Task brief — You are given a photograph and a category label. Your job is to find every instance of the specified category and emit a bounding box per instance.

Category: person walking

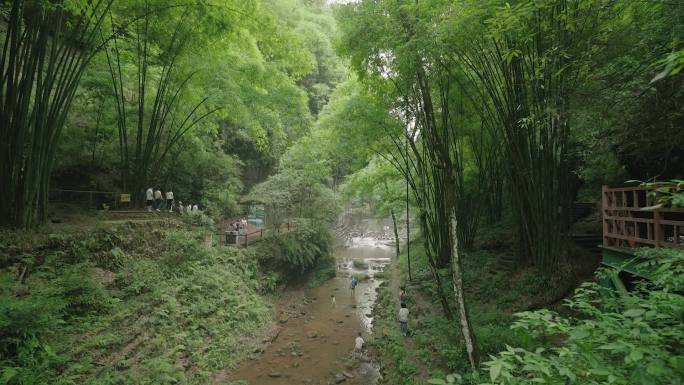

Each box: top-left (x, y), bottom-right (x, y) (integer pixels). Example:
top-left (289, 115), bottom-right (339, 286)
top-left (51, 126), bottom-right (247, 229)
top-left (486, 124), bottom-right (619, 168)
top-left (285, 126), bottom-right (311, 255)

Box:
top-left (399, 303), bottom-right (409, 337)
top-left (177, 201), bottom-right (184, 214)
top-left (400, 288), bottom-right (407, 306)
top-left (192, 204), bottom-right (199, 214)
top-left (145, 187), bottom-right (154, 212)
top-left (353, 332), bottom-right (364, 358)
top-left (165, 190), bottom-right (174, 212)
top-left (154, 188), bottom-right (163, 211)
top-left (350, 276), bottom-right (358, 296)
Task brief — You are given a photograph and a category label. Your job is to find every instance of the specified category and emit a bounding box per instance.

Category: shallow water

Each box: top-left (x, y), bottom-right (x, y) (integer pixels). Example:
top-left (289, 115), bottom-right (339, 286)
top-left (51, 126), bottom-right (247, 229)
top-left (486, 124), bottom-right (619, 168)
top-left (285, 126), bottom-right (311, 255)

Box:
top-left (224, 236), bottom-right (392, 385)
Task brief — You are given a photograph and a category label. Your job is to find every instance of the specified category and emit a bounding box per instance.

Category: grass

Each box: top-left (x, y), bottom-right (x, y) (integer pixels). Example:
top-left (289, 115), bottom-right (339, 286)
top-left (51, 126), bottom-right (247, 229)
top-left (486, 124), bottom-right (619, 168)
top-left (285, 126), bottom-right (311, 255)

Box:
top-left (370, 275), bottom-right (420, 385)
top-left (372, 232), bottom-right (586, 384)
top-left (0, 221), bottom-right (272, 384)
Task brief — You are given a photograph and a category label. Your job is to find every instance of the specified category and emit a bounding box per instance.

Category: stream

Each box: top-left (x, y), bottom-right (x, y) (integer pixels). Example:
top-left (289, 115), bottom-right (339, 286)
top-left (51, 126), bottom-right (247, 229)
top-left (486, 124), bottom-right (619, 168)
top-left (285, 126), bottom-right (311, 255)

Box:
top-left (224, 232), bottom-right (393, 385)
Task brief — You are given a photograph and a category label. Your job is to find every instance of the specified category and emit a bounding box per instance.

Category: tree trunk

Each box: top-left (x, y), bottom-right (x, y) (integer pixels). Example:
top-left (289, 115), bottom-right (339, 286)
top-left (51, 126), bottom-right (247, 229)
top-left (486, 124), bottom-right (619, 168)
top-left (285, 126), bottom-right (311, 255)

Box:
top-left (390, 208), bottom-right (401, 257)
top-left (450, 212), bottom-right (479, 371)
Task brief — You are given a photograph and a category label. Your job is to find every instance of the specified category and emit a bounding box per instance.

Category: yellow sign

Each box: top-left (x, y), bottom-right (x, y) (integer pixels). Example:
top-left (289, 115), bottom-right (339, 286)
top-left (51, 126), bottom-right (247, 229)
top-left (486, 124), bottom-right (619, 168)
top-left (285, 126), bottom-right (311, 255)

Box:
top-left (120, 194), bottom-right (131, 203)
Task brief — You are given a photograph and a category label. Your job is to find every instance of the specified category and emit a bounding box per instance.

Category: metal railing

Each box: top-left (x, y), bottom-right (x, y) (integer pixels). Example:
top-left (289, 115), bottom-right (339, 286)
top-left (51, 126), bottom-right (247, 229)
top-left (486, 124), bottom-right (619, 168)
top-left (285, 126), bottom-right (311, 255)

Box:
top-left (49, 189), bottom-right (131, 210)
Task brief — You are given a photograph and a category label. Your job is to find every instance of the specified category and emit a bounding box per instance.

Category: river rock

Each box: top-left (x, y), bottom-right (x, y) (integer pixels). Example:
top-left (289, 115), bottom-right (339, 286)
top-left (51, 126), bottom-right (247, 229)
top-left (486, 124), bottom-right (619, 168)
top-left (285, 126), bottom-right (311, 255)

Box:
top-left (342, 371), bottom-right (354, 379)
top-left (306, 331), bottom-right (318, 338)
top-left (268, 372), bottom-right (283, 378)
top-left (334, 373), bottom-right (347, 383)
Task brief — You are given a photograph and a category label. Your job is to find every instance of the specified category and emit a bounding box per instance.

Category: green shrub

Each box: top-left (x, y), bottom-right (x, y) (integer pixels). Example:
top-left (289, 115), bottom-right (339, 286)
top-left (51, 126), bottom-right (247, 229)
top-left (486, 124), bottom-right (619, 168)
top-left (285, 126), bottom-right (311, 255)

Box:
top-left (255, 220), bottom-right (332, 279)
top-left (635, 247), bottom-right (684, 291)
top-left (307, 255), bottom-right (337, 288)
top-left (479, 249), bottom-right (684, 385)
top-left (118, 259), bottom-right (166, 296)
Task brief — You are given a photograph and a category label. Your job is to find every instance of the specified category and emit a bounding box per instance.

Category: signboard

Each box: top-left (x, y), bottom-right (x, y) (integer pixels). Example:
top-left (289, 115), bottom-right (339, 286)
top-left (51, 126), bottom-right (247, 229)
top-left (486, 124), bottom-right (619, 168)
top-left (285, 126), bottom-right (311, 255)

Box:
top-left (120, 194), bottom-right (131, 203)
top-left (248, 203), bottom-right (265, 228)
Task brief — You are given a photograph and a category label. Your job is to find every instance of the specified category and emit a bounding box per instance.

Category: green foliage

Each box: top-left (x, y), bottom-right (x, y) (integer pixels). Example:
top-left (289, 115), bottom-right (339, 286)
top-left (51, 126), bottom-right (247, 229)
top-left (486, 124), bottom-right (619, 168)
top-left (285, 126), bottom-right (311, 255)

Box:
top-left (255, 220), bottom-right (333, 280)
top-left (45, 0), bottom-right (346, 216)
top-left (636, 180), bottom-right (684, 209)
top-left (478, 256), bottom-right (684, 385)
top-left (180, 212), bottom-right (216, 231)
top-left (635, 247), bottom-right (684, 292)
top-left (0, 225), bottom-right (271, 384)
top-left (651, 49), bottom-right (684, 83)
top-left (0, 0), bottom-right (113, 227)
top-left (306, 254), bottom-right (337, 288)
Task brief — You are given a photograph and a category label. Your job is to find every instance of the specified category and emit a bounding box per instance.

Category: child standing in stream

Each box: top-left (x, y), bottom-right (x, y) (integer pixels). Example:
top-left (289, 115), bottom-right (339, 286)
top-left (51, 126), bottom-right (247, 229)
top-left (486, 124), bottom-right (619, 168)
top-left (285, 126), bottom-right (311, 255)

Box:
top-left (353, 332), bottom-right (364, 358)
top-left (350, 276), bottom-right (358, 296)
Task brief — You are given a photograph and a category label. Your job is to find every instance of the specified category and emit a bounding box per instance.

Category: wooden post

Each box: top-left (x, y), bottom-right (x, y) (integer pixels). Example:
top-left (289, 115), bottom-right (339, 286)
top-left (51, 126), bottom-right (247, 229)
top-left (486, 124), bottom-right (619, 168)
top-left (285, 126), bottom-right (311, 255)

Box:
top-left (674, 224), bottom-right (679, 246)
top-left (654, 208), bottom-right (661, 248)
top-left (602, 185), bottom-right (609, 247)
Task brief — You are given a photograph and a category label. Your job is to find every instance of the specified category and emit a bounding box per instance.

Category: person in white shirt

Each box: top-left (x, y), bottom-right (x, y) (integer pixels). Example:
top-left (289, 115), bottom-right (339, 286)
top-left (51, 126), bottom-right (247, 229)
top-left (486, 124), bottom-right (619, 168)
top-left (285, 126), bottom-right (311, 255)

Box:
top-left (165, 190), bottom-right (174, 212)
top-left (177, 201), bottom-right (183, 214)
top-left (354, 332), bottom-right (364, 351)
top-left (145, 187), bottom-right (154, 212)
top-left (399, 303), bottom-right (409, 337)
top-left (154, 189), bottom-right (162, 211)
top-left (192, 204), bottom-right (199, 214)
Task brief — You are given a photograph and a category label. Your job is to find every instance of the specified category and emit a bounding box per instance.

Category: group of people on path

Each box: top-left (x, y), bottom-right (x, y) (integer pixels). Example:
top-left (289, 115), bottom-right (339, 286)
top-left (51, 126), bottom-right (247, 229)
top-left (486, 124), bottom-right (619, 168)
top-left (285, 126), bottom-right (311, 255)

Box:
top-left (348, 279), bottom-right (410, 360)
top-left (145, 187), bottom-right (200, 214)
top-left (230, 217), bottom-right (249, 234)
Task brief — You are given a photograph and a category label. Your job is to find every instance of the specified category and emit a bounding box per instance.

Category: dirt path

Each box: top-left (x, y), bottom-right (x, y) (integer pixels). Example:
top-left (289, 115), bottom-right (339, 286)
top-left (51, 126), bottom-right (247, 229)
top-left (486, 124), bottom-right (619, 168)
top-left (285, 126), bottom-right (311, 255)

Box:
top-left (388, 253), bottom-right (429, 379)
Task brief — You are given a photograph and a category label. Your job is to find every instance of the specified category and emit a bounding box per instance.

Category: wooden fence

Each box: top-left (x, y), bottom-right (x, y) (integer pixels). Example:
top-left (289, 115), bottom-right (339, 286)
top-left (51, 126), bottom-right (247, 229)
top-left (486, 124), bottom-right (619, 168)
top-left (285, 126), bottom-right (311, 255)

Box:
top-left (218, 222), bottom-right (297, 248)
top-left (602, 185), bottom-right (684, 249)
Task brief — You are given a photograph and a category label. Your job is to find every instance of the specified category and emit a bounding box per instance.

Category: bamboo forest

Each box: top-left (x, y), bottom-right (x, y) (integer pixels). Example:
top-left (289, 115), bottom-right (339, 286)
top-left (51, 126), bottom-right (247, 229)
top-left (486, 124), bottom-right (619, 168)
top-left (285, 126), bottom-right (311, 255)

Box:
top-left (1, 0), bottom-right (683, 384)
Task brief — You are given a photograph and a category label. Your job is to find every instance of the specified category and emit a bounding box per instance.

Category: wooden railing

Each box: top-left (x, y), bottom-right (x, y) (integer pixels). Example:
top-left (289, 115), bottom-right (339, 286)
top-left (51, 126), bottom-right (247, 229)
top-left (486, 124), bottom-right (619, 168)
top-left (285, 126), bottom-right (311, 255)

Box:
top-left (602, 185), bottom-right (684, 249)
top-left (220, 221), bottom-right (299, 247)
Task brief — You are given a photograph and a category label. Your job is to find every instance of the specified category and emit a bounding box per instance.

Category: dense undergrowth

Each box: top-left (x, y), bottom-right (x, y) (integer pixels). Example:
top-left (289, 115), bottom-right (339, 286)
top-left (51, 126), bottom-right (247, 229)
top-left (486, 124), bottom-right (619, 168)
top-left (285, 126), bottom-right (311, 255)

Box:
top-left (0, 221), bottom-right (272, 384)
top-left (372, 235), bottom-right (684, 385)
top-left (371, 238), bottom-right (554, 385)
top-left (253, 220), bottom-right (335, 287)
